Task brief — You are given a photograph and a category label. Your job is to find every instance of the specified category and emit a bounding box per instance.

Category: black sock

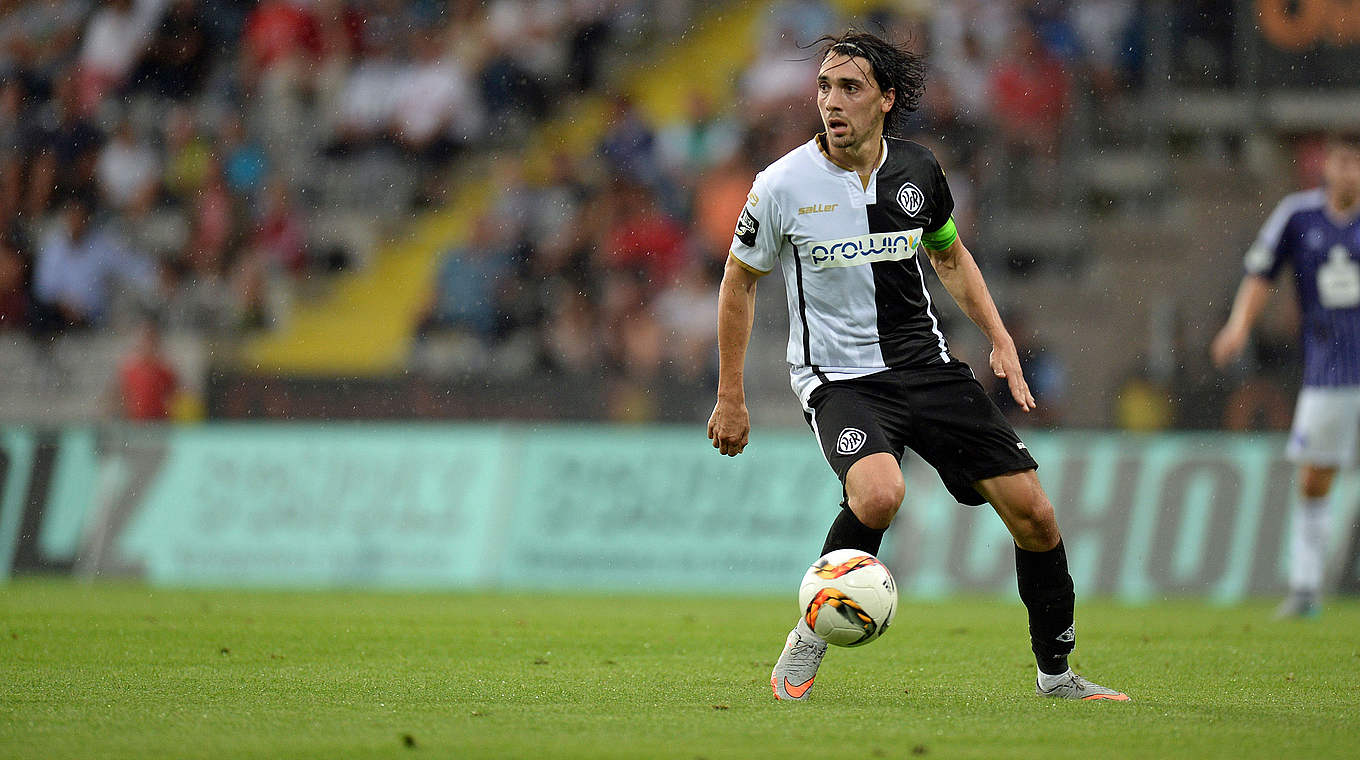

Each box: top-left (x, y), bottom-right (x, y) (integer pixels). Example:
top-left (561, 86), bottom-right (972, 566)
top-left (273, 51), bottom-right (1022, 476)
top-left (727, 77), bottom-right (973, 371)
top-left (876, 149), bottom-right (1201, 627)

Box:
top-left (1015, 540), bottom-right (1075, 676)
top-left (821, 503), bottom-right (886, 556)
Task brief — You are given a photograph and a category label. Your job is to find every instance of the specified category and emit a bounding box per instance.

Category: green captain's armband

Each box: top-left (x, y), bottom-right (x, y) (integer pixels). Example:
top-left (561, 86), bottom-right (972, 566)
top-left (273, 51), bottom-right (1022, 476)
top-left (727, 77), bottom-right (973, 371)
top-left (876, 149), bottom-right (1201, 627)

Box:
top-left (921, 217), bottom-right (958, 251)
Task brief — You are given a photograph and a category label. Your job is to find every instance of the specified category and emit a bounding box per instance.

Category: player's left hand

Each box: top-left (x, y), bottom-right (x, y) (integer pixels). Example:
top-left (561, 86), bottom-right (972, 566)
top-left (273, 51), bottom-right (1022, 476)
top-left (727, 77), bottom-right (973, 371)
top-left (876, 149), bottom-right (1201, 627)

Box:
top-left (990, 341), bottom-right (1036, 412)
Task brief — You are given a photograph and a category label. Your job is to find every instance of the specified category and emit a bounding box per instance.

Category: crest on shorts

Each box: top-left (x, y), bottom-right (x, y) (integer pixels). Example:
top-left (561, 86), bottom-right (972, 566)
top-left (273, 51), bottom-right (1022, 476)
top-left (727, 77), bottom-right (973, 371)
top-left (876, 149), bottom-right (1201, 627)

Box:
top-left (836, 427), bottom-right (866, 455)
top-left (896, 182), bottom-right (923, 216)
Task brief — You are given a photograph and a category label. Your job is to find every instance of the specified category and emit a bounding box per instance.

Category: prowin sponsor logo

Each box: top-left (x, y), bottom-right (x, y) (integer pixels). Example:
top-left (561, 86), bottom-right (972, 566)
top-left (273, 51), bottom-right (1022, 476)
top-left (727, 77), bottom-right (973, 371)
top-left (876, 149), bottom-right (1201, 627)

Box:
top-left (809, 229), bottom-right (922, 268)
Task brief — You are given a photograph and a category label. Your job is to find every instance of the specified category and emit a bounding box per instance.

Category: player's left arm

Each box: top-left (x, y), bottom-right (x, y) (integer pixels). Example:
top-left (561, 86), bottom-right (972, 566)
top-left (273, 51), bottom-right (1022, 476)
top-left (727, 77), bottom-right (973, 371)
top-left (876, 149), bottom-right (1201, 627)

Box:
top-left (925, 232), bottom-right (1036, 412)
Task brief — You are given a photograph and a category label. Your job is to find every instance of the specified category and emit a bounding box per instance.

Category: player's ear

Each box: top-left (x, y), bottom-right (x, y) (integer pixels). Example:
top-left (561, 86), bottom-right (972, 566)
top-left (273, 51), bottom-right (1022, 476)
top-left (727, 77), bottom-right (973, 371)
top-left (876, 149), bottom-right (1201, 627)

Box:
top-left (881, 87), bottom-right (895, 114)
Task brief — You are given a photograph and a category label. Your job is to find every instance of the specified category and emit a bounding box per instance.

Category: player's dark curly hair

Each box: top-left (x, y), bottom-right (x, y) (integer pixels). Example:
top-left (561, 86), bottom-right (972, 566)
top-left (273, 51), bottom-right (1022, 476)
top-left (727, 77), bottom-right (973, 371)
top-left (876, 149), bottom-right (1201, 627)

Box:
top-left (814, 31), bottom-right (925, 138)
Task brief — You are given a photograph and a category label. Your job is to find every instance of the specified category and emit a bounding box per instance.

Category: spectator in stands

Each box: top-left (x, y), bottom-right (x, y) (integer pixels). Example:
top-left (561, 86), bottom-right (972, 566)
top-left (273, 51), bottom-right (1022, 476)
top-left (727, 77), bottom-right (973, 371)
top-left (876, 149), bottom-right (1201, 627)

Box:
top-left (392, 26), bottom-right (477, 165)
top-left (0, 74), bottom-right (29, 231)
top-left (1070, 0), bottom-right (1142, 100)
top-left (1114, 364), bottom-right (1174, 431)
top-left (33, 194), bottom-right (159, 330)
top-left (219, 115), bottom-right (269, 199)
top-left (658, 92), bottom-right (741, 183)
top-left (601, 271), bottom-right (663, 418)
top-left (129, 0), bottom-right (210, 101)
top-left (989, 20), bottom-right (1071, 202)
top-left (600, 182), bottom-right (687, 285)
top-left (925, 27), bottom-right (991, 167)
top-left (0, 0), bottom-right (89, 79)
top-left (115, 317), bottom-right (179, 421)
top-left (991, 22), bottom-right (1070, 156)
top-left (242, 0), bottom-right (320, 82)
top-left (417, 213), bottom-right (513, 345)
top-left (0, 233), bottom-right (29, 331)
top-left (162, 105), bottom-right (212, 203)
top-left (329, 31), bottom-right (402, 156)
top-left (160, 250), bottom-right (238, 334)
top-left (654, 256), bottom-right (718, 383)
top-left (691, 150), bottom-right (757, 263)
top-left (598, 95), bottom-right (662, 191)
top-left (97, 116), bottom-right (160, 216)
top-left (478, 17), bottom-right (549, 141)
top-left (541, 285), bottom-right (601, 376)
top-left (529, 152), bottom-right (590, 259)
top-left (564, 0), bottom-right (611, 93)
top-left (188, 157), bottom-right (235, 273)
top-left (76, 0), bottom-right (164, 109)
top-left (27, 72), bottom-right (104, 219)
top-left (250, 182), bottom-right (307, 275)
top-left (739, 0), bottom-right (832, 118)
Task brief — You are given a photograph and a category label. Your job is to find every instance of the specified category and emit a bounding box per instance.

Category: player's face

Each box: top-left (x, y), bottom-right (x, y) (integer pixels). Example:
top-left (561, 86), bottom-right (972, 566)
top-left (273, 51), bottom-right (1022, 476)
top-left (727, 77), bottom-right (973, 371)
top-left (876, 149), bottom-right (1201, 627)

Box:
top-left (1323, 142), bottom-right (1360, 209)
top-left (817, 54), bottom-right (894, 151)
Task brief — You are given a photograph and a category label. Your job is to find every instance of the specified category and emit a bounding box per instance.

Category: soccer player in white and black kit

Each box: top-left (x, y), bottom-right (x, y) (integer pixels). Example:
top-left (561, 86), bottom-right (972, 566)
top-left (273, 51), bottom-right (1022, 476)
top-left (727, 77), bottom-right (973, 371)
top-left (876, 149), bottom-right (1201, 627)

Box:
top-left (1212, 132), bottom-right (1360, 618)
top-left (706, 31), bottom-right (1128, 702)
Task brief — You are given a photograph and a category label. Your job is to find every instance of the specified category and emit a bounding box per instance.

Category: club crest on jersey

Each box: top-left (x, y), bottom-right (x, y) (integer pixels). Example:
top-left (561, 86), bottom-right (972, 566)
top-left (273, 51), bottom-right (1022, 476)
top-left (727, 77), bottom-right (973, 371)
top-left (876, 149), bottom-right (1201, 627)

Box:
top-left (836, 427), bottom-right (866, 455)
top-left (735, 207), bottom-right (759, 246)
top-left (896, 182), bottom-right (924, 216)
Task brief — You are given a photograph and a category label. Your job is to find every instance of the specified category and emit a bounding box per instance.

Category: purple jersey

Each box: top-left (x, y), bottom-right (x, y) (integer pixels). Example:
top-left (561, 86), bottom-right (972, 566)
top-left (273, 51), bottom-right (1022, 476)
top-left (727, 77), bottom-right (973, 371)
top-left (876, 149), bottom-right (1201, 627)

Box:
top-left (1247, 189), bottom-right (1360, 387)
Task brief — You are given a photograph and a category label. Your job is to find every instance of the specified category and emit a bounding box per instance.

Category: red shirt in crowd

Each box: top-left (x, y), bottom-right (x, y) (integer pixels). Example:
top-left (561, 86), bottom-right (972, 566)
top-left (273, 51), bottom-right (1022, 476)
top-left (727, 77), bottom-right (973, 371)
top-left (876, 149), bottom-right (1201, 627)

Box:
top-left (118, 355), bottom-right (178, 420)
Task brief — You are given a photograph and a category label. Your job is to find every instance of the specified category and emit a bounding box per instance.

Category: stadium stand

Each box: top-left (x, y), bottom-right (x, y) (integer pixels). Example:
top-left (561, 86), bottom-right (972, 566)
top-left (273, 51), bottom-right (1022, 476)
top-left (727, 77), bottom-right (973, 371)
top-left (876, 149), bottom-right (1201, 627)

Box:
top-left (1, 0), bottom-right (1357, 429)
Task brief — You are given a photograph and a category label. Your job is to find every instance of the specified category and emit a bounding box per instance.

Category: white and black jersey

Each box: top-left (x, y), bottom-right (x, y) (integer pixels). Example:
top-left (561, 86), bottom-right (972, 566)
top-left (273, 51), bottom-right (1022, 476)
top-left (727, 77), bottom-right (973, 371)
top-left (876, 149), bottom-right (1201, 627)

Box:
top-left (730, 134), bottom-right (960, 407)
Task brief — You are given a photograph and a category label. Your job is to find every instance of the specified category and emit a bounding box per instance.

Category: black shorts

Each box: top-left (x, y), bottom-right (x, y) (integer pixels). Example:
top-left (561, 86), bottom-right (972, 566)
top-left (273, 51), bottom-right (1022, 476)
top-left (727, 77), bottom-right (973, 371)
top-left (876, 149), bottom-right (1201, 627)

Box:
top-left (804, 362), bottom-right (1038, 506)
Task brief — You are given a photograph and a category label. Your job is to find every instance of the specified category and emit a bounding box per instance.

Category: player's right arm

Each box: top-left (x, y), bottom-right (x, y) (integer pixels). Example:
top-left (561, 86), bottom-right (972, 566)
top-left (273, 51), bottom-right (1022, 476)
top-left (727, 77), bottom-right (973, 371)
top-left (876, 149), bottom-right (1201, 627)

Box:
top-left (709, 177), bottom-right (779, 457)
top-left (708, 254), bottom-right (762, 456)
top-left (1210, 275), bottom-right (1273, 368)
top-left (1211, 195), bottom-right (1294, 368)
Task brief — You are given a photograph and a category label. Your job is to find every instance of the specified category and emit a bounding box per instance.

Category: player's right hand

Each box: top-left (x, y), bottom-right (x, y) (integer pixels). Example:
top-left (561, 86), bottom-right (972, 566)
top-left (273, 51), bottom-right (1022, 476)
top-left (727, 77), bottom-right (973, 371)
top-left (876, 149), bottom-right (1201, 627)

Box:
top-left (1210, 324), bottom-right (1248, 368)
top-left (707, 398), bottom-right (750, 456)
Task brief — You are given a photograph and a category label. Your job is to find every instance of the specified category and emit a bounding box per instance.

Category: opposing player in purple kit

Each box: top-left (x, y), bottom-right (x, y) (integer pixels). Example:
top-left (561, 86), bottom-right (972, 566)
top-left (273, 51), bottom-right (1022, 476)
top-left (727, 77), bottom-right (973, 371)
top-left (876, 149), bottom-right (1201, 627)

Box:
top-left (1212, 132), bottom-right (1360, 618)
top-left (705, 31), bottom-right (1128, 702)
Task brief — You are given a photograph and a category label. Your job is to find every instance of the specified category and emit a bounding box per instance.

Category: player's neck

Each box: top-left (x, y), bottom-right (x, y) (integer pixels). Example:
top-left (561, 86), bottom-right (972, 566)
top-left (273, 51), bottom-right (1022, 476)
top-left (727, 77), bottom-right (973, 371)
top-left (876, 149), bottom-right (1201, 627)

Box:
top-left (824, 131), bottom-right (884, 177)
top-left (1327, 191), bottom-right (1360, 222)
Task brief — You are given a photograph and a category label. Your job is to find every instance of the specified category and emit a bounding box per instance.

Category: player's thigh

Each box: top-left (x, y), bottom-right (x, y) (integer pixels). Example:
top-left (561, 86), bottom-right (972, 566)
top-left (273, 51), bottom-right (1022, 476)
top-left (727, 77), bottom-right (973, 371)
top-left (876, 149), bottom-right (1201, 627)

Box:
top-left (904, 363), bottom-right (1037, 507)
top-left (1286, 387), bottom-right (1360, 468)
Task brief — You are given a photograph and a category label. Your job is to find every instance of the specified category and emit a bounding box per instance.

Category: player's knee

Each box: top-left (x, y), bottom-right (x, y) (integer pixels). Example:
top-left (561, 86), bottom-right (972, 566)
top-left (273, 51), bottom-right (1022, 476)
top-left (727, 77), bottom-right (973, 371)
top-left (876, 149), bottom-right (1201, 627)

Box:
top-left (1008, 500), bottom-right (1060, 550)
top-left (1299, 465), bottom-right (1336, 499)
top-left (1301, 475), bottom-right (1331, 499)
top-left (849, 478), bottom-right (904, 530)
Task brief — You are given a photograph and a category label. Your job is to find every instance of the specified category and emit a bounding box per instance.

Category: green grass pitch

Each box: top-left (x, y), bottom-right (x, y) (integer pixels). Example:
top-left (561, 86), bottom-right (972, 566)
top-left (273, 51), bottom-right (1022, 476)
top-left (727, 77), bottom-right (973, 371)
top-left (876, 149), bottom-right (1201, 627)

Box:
top-left (2, 580), bottom-right (1357, 759)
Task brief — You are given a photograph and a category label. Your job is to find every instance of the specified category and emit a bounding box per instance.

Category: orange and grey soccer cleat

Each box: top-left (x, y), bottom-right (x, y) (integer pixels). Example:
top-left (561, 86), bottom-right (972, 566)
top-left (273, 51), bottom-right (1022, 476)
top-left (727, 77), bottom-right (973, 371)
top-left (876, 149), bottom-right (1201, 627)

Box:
top-left (771, 624), bottom-right (827, 701)
top-left (1036, 671), bottom-right (1130, 701)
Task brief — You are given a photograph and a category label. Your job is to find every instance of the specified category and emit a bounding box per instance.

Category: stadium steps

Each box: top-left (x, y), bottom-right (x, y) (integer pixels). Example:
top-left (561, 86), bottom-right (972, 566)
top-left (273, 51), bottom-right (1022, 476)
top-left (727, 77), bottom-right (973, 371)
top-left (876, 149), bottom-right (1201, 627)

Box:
top-left (1004, 157), bottom-right (1278, 425)
top-left (232, 0), bottom-right (893, 376)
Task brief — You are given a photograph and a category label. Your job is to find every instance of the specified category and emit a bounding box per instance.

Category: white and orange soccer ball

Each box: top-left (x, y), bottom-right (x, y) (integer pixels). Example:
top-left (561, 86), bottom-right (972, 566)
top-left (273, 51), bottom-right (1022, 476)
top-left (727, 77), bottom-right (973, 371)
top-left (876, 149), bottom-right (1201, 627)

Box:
top-left (797, 549), bottom-right (898, 647)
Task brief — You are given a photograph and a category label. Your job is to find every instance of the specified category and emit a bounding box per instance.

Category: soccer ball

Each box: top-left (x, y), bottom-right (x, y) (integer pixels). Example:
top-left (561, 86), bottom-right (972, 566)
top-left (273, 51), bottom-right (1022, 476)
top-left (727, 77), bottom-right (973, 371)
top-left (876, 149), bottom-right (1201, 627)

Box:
top-left (797, 549), bottom-right (898, 647)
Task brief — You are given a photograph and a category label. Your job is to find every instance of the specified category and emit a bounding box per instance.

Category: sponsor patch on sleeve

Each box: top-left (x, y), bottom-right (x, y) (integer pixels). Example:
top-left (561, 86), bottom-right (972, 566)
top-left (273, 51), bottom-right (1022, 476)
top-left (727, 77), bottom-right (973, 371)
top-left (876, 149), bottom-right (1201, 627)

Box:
top-left (735, 207), bottom-right (759, 247)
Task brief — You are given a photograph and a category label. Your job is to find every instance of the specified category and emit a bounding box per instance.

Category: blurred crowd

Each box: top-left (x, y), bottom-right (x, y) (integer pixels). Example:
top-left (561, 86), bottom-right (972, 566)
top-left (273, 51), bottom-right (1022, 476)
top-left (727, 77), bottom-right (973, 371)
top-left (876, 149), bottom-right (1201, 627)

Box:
top-left (5, 0), bottom-right (1258, 428)
top-left (412, 0), bottom-right (1150, 422)
top-left (0, 0), bottom-right (683, 341)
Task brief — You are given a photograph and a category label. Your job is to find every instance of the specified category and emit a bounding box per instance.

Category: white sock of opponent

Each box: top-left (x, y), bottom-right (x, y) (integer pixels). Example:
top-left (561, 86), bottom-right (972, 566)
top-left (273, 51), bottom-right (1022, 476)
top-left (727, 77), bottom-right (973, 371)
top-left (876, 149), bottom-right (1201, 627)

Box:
top-left (1288, 497), bottom-right (1330, 595)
